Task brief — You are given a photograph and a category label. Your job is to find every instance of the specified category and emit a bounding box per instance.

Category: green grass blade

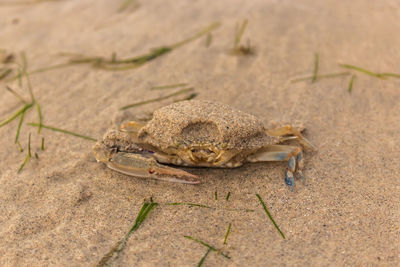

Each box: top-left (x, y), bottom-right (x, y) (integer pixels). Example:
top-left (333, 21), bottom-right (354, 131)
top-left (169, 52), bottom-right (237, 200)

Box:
top-left (6, 86), bottom-right (28, 104)
top-left (380, 72), bottom-right (400, 78)
top-left (0, 68), bottom-right (12, 80)
top-left (27, 123), bottom-right (97, 141)
top-left (256, 194), bottom-right (285, 239)
top-left (15, 111), bottom-right (25, 143)
top-left (184, 236), bottom-right (216, 251)
top-left (225, 192), bottom-right (231, 201)
top-left (311, 53), bottom-right (319, 83)
top-left (100, 22), bottom-right (219, 66)
top-left (223, 223), bottom-right (232, 245)
top-left (166, 202), bottom-right (254, 212)
top-left (20, 52), bottom-right (35, 102)
top-left (18, 154), bottom-right (30, 173)
top-left (339, 64), bottom-right (386, 79)
top-left (234, 19), bottom-right (248, 48)
top-left (17, 133), bottom-right (31, 173)
top-left (93, 63), bottom-right (142, 71)
top-left (173, 92), bottom-right (198, 102)
top-left (17, 141), bottom-right (24, 152)
top-left (184, 236), bottom-right (230, 259)
top-left (120, 87), bottom-right (194, 110)
top-left (205, 33), bottom-right (212, 47)
top-left (97, 201), bottom-right (158, 267)
top-left (214, 191), bottom-right (218, 200)
top-left (150, 83), bottom-right (187, 90)
top-left (29, 62), bottom-right (79, 75)
top-left (348, 75), bottom-right (356, 93)
top-left (7, 61), bottom-right (97, 82)
top-left (8, 23), bottom-right (220, 78)
top-left (197, 248), bottom-right (212, 267)
top-left (36, 103), bottom-right (43, 133)
top-left (0, 103), bottom-right (33, 127)
top-left (290, 72), bottom-right (350, 83)
top-left (96, 47), bottom-right (170, 67)
top-left (128, 202), bottom-right (157, 235)
top-left (41, 137), bottom-right (45, 150)
top-left (171, 22), bottom-right (221, 49)
top-left (68, 56), bottom-right (104, 64)
top-left (27, 132), bottom-right (31, 157)
top-left (116, 47), bottom-right (171, 65)
top-left (166, 202), bottom-right (212, 209)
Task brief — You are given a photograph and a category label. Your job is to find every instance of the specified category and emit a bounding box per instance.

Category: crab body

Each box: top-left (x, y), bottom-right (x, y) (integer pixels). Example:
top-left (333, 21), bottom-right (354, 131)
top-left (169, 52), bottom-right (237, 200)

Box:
top-left (94, 100), bottom-right (315, 188)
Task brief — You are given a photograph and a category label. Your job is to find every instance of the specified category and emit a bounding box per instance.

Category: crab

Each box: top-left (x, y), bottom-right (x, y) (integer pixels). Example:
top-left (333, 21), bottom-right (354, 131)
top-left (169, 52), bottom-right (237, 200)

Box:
top-left (93, 100), bottom-right (316, 188)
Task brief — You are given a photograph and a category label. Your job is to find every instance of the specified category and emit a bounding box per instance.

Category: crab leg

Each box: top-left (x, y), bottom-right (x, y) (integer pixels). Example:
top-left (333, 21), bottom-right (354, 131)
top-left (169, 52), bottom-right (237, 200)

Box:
top-left (107, 152), bottom-right (200, 184)
top-left (266, 125), bottom-right (316, 151)
top-left (247, 145), bottom-right (304, 190)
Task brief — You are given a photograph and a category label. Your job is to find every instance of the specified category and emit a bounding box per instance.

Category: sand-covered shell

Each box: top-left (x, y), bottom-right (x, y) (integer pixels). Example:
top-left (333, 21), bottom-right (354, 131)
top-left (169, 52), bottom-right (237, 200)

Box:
top-left (138, 100), bottom-right (270, 150)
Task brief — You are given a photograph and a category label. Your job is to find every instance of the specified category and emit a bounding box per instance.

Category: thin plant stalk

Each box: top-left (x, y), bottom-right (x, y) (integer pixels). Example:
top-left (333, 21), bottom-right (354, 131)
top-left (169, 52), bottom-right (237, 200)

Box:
top-left (223, 223), bottom-right (232, 245)
top-left (18, 133), bottom-right (31, 173)
top-left (311, 53), bottom-right (319, 83)
top-left (36, 103), bottom-right (43, 133)
top-left (41, 137), bottom-right (45, 150)
top-left (0, 68), bottom-right (12, 80)
top-left (15, 111), bottom-right (25, 143)
top-left (6, 86), bottom-right (28, 104)
top-left (339, 64), bottom-right (387, 79)
top-left (17, 141), bottom-right (24, 152)
top-left (197, 248), bottom-right (212, 267)
top-left (0, 103), bottom-right (33, 127)
top-left (170, 22), bottom-right (220, 49)
top-left (150, 83), bottom-right (187, 90)
top-left (290, 72), bottom-right (350, 83)
top-left (28, 123), bottom-right (97, 141)
top-left (380, 72), bottom-right (400, 78)
top-left (184, 236), bottom-right (230, 259)
top-left (8, 23), bottom-right (220, 80)
top-left (97, 201), bottom-right (158, 267)
top-left (20, 52), bottom-right (35, 101)
top-left (348, 75), bottom-right (356, 93)
top-left (85, 23), bottom-right (219, 66)
top-left (256, 194), bottom-right (285, 239)
top-left (173, 92), bottom-right (198, 102)
top-left (120, 87), bottom-right (194, 110)
top-left (166, 202), bottom-right (212, 209)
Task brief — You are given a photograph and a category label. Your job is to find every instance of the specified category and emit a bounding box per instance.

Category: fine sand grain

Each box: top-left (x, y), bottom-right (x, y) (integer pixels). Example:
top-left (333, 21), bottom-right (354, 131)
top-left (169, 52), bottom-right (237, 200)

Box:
top-left (0, 0), bottom-right (399, 266)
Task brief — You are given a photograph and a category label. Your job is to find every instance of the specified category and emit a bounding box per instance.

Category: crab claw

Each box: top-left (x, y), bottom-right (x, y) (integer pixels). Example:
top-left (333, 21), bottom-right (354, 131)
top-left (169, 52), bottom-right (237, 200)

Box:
top-left (107, 152), bottom-right (200, 184)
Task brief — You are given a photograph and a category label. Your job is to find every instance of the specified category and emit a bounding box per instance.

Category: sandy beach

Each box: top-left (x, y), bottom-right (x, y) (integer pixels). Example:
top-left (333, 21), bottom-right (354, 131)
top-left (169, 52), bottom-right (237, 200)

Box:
top-left (0, 0), bottom-right (399, 266)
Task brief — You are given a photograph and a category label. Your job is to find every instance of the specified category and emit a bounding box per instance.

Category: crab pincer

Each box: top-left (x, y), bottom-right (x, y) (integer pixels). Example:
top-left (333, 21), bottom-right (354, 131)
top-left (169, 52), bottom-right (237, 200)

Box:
top-left (107, 152), bottom-right (200, 184)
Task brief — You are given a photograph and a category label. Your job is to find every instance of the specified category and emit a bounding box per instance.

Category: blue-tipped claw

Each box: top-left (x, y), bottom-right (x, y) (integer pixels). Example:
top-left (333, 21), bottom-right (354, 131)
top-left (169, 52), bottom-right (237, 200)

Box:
top-left (285, 169), bottom-right (295, 190)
